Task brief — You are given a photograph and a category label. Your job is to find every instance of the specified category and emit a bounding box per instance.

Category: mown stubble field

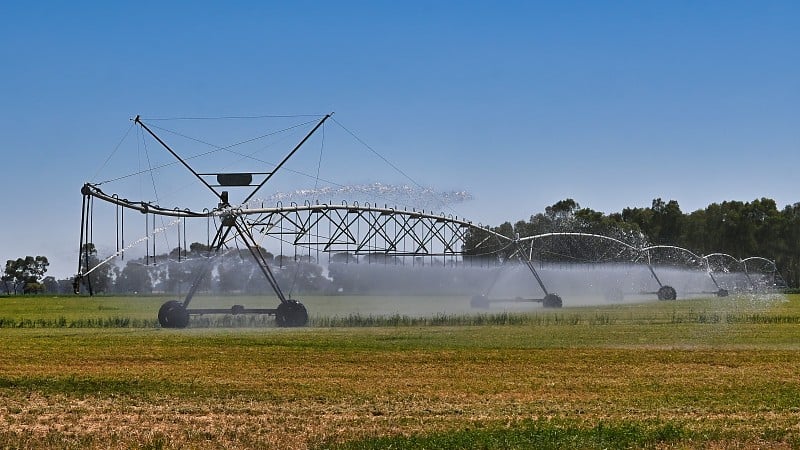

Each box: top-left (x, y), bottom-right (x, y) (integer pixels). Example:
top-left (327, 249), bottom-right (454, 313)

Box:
top-left (1, 294), bottom-right (800, 449)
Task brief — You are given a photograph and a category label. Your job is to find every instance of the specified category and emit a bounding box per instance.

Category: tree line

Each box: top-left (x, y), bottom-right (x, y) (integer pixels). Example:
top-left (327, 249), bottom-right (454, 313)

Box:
top-left (464, 197), bottom-right (799, 288)
top-left (4, 244), bottom-right (487, 297)
top-left (4, 197), bottom-right (798, 294)
top-left (62, 244), bottom-right (479, 296)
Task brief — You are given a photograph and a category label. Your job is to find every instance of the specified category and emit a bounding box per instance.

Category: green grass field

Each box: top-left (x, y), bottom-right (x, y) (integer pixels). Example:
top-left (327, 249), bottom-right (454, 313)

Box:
top-left (1, 293), bottom-right (799, 449)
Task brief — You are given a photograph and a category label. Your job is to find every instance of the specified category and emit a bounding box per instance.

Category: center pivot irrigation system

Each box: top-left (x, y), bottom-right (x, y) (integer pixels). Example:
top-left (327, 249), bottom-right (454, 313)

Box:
top-left (76, 114), bottom-right (541, 328)
top-left (76, 114), bottom-right (784, 328)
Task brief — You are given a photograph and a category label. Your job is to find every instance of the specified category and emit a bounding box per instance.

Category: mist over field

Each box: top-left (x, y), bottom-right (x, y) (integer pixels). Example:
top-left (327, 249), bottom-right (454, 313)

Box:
top-left (138, 256), bottom-right (776, 318)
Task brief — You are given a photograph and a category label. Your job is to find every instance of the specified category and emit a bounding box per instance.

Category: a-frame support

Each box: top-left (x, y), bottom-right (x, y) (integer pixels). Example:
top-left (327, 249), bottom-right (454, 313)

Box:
top-left (134, 114), bottom-right (332, 328)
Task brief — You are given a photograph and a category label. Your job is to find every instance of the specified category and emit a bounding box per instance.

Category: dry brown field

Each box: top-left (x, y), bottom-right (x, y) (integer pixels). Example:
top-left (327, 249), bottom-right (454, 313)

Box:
top-left (1, 293), bottom-right (799, 449)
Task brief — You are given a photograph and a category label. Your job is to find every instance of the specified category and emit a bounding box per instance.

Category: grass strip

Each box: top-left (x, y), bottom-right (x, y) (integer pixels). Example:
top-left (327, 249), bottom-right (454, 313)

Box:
top-left (321, 420), bottom-right (694, 450)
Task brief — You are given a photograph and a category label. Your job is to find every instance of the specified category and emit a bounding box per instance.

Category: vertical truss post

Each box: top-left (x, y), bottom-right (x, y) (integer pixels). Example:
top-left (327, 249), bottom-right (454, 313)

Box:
top-left (516, 241), bottom-right (550, 296)
top-left (646, 264), bottom-right (664, 288)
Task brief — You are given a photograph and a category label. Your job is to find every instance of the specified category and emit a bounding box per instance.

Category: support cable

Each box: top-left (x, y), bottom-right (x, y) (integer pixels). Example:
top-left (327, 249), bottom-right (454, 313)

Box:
top-left (115, 197), bottom-right (120, 255)
top-left (330, 117), bottom-right (422, 192)
top-left (89, 195), bottom-right (94, 249)
top-left (85, 197), bottom-right (94, 296)
top-left (121, 201), bottom-right (125, 261)
top-left (330, 117), bottom-right (460, 216)
top-left (153, 217), bottom-right (158, 265)
top-left (145, 213), bottom-right (149, 265)
top-left (137, 121), bottom-right (173, 257)
top-left (91, 121), bottom-right (135, 182)
top-left (177, 216), bottom-right (182, 262)
top-left (183, 216), bottom-right (187, 260)
top-left (96, 118), bottom-right (319, 186)
top-left (141, 114), bottom-right (324, 121)
top-left (314, 122), bottom-right (325, 189)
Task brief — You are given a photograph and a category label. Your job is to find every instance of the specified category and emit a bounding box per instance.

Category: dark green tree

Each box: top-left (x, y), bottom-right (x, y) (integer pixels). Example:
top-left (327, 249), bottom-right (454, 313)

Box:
top-left (77, 244), bottom-right (114, 293)
top-left (42, 276), bottom-right (59, 293)
top-left (3, 256), bottom-right (49, 294)
top-left (115, 261), bottom-right (153, 293)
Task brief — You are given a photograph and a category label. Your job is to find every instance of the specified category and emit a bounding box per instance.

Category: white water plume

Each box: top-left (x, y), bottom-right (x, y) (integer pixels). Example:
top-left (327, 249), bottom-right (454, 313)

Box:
top-left (84, 217), bottom-right (182, 276)
top-left (247, 183), bottom-right (472, 210)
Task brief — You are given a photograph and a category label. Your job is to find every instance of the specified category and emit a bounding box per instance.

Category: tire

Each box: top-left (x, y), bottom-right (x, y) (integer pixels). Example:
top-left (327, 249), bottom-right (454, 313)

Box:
top-left (275, 299), bottom-right (309, 327)
top-left (158, 300), bottom-right (190, 328)
top-left (657, 286), bottom-right (677, 301)
top-left (470, 294), bottom-right (490, 309)
top-left (542, 293), bottom-right (563, 308)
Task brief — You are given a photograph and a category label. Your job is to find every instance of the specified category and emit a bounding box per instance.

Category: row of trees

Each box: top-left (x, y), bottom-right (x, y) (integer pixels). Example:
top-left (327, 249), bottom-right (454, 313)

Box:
top-left (464, 197), bottom-right (800, 288)
top-left (72, 242), bottom-right (356, 295)
top-left (4, 197), bottom-right (797, 295)
top-left (73, 244), bottom-right (471, 296)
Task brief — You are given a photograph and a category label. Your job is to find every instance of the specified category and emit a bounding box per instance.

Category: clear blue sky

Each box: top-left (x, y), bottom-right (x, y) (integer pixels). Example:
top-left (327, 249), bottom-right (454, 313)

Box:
top-left (1, 1), bottom-right (798, 278)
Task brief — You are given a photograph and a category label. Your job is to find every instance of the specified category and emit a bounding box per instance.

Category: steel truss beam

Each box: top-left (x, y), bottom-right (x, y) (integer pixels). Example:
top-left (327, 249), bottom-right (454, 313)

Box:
top-left (248, 205), bottom-right (473, 258)
top-left (81, 183), bottom-right (503, 259)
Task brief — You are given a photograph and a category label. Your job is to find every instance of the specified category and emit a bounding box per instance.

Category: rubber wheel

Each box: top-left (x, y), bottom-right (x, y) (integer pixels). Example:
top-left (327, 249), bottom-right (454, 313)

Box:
top-left (158, 300), bottom-right (189, 328)
top-left (604, 287), bottom-right (624, 302)
top-left (470, 294), bottom-right (490, 309)
top-left (716, 288), bottom-right (729, 297)
top-left (275, 299), bottom-right (308, 327)
top-left (542, 293), bottom-right (563, 308)
top-left (657, 286), bottom-right (677, 301)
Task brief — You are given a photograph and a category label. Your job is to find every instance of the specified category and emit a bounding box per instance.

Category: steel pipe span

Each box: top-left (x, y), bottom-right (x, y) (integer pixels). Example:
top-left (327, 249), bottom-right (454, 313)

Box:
top-left (741, 256), bottom-right (778, 271)
top-left (640, 245), bottom-right (707, 267)
top-left (518, 232), bottom-right (639, 252)
top-left (702, 253), bottom-right (746, 271)
top-left (517, 232), bottom-right (642, 264)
